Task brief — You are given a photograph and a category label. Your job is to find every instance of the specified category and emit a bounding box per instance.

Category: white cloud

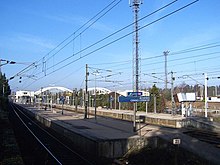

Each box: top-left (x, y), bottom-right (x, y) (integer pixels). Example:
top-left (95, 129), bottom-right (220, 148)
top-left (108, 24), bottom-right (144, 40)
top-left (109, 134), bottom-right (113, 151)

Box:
top-left (17, 33), bottom-right (55, 49)
top-left (44, 13), bottom-right (114, 33)
top-left (44, 14), bottom-right (82, 25)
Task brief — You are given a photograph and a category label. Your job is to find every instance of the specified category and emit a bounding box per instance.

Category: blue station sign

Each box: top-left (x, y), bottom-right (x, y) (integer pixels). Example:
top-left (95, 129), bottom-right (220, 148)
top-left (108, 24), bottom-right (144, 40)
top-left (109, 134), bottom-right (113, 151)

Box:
top-left (118, 96), bottom-right (150, 102)
top-left (60, 96), bottom-right (65, 104)
top-left (127, 92), bottom-right (143, 97)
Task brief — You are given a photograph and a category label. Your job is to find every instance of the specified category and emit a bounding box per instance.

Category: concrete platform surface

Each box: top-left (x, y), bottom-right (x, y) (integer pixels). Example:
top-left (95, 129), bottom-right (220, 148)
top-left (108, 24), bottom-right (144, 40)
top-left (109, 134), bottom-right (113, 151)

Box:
top-left (17, 104), bottom-right (220, 164)
top-left (24, 105), bottom-right (158, 140)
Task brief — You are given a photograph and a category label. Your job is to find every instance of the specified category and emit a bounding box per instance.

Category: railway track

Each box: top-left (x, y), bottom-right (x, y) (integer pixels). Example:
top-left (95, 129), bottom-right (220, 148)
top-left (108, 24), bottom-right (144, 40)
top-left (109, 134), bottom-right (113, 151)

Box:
top-left (183, 129), bottom-right (220, 148)
top-left (9, 102), bottom-right (96, 165)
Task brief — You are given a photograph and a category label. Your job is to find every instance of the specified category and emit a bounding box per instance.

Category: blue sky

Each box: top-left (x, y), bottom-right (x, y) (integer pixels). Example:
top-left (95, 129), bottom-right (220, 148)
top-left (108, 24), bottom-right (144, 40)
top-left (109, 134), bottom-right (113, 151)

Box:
top-left (1, 0), bottom-right (220, 92)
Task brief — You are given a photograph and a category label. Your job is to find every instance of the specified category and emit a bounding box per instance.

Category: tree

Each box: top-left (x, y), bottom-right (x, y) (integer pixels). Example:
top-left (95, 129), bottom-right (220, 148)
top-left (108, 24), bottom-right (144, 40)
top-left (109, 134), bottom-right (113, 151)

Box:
top-left (0, 73), bottom-right (11, 111)
top-left (162, 88), bottom-right (171, 101)
top-left (0, 73), bottom-right (11, 97)
top-left (148, 84), bottom-right (164, 113)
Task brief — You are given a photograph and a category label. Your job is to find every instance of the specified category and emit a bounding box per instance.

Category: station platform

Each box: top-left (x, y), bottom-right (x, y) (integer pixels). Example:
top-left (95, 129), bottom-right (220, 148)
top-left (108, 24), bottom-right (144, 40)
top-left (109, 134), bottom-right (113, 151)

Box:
top-left (53, 104), bottom-right (185, 128)
top-left (16, 104), bottom-right (220, 164)
top-left (18, 104), bottom-right (158, 158)
top-left (52, 104), bottom-right (220, 131)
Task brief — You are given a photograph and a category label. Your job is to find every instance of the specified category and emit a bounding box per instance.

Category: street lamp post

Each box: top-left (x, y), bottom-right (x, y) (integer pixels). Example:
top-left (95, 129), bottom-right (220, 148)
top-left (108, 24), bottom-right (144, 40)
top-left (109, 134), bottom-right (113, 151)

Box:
top-left (90, 70), bottom-right (100, 120)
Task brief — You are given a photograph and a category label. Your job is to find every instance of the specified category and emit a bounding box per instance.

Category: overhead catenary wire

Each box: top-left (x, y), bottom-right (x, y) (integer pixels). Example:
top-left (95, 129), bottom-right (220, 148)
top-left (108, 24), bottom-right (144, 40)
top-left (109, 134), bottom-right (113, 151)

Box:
top-left (141, 44), bottom-right (220, 74)
top-left (9, 0), bottom-right (122, 81)
top-left (143, 69), bottom-right (220, 87)
top-left (21, 0), bottom-right (182, 89)
top-left (51, 66), bottom-right (85, 85)
top-left (17, 0), bottom-right (124, 82)
top-left (142, 51), bottom-right (220, 67)
top-left (45, 0), bottom-right (199, 74)
top-left (44, 0), bottom-right (179, 73)
top-left (21, 0), bottom-right (199, 89)
top-left (96, 47), bottom-right (220, 74)
top-left (18, 38), bottom-right (218, 81)
top-left (45, 0), bottom-right (123, 63)
top-left (88, 41), bottom-right (220, 68)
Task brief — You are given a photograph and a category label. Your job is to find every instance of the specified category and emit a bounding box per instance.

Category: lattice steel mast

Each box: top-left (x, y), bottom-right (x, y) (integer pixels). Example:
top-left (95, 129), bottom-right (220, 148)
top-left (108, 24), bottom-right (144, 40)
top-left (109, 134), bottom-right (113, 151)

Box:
top-left (130, 0), bottom-right (142, 132)
top-left (131, 0), bottom-right (142, 93)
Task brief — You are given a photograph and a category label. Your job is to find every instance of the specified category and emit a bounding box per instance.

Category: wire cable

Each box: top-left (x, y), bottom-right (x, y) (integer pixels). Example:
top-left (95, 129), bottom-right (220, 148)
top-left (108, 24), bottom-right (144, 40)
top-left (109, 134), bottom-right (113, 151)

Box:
top-left (19, 0), bottom-right (179, 86)
top-left (43, 0), bottom-right (179, 73)
top-left (9, 0), bottom-right (122, 81)
top-left (46, 0), bottom-right (197, 75)
top-left (22, 0), bottom-right (199, 89)
top-left (45, 0), bottom-right (122, 63)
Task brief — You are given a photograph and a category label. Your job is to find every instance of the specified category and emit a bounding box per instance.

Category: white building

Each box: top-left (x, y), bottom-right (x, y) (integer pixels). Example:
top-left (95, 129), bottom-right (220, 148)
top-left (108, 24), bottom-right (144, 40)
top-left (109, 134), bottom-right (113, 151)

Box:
top-left (15, 90), bottom-right (35, 104)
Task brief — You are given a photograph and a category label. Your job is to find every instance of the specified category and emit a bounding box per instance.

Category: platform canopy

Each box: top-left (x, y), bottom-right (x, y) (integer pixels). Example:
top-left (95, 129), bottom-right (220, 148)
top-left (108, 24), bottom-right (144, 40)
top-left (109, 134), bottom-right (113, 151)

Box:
top-left (34, 86), bottom-right (73, 95)
top-left (87, 87), bottom-right (111, 95)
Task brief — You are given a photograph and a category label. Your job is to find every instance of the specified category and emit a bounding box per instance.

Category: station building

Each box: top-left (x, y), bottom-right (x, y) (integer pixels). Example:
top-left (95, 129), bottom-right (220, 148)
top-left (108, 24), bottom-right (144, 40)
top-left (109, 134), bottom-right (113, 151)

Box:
top-left (15, 90), bottom-right (35, 104)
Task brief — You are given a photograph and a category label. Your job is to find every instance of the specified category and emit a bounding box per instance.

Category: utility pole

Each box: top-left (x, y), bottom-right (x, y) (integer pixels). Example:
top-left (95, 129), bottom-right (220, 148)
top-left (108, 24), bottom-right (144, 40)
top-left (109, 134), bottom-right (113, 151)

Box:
top-left (204, 73), bottom-right (208, 118)
top-left (171, 71), bottom-right (175, 115)
top-left (164, 51), bottom-right (169, 89)
top-left (85, 64), bottom-right (89, 119)
top-left (72, 89), bottom-right (75, 106)
top-left (130, 0), bottom-right (142, 132)
top-left (94, 72), bottom-right (97, 120)
top-left (41, 87), bottom-right (43, 110)
top-left (75, 88), bottom-right (78, 112)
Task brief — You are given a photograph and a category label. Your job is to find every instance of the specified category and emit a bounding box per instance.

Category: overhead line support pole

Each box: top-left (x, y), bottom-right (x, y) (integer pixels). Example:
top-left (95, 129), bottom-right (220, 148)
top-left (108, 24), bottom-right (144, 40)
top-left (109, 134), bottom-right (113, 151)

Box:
top-left (75, 88), bottom-right (77, 112)
top-left (85, 64), bottom-right (89, 119)
top-left (164, 51), bottom-right (169, 90)
top-left (94, 72), bottom-right (97, 120)
top-left (171, 71), bottom-right (175, 115)
top-left (204, 73), bottom-right (208, 118)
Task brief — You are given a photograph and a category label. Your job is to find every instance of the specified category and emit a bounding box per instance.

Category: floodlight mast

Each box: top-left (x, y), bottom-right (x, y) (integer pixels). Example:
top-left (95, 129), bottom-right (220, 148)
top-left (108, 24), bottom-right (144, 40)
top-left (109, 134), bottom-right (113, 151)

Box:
top-left (130, 0), bottom-right (143, 132)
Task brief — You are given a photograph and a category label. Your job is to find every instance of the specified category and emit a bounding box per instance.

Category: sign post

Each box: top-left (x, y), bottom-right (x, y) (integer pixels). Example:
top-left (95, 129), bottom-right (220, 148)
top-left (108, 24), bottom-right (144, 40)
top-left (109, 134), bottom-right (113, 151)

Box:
top-left (60, 96), bottom-right (65, 115)
top-left (118, 94), bottom-right (150, 132)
